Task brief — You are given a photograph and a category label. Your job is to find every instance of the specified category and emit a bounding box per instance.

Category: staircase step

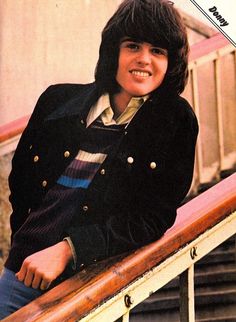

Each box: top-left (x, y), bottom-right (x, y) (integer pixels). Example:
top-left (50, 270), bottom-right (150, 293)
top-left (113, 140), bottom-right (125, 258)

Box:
top-left (132, 283), bottom-right (236, 313)
top-left (130, 307), bottom-right (236, 322)
top-left (148, 263), bottom-right (236, 294)
top-left (198, 248), bottom-right (235, 265)
top-left (196, 316), bottom-right (236, 322)
top-left (194, 263), bottom-right (236, 285)
top-left (195, 304), bottom-right (236, 321)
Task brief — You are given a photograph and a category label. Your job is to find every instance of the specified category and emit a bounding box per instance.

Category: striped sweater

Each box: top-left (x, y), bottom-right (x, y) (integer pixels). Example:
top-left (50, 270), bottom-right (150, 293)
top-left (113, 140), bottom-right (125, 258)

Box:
top-left (5, 118), bottom-right (126, 273)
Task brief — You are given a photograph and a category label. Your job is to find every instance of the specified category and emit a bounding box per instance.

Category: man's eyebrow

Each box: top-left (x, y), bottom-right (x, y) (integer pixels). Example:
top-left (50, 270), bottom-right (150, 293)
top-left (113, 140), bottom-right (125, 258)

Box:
top-left (120, 37), bottom-right (142, 43)
top-left (120, 37), bottom-right (168, 51)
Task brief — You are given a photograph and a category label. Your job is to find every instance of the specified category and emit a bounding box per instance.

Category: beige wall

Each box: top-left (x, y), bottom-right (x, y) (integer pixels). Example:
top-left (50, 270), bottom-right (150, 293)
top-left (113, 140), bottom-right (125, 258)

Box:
top-left (0, 0), bottom-right (121, 126)
top-left (0, 0), bottom-right (217, 127)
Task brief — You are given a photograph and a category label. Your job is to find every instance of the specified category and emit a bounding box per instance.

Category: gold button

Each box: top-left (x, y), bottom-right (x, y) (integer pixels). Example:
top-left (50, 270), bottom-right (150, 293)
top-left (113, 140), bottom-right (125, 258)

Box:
top-left (33, 155), bottom-right (39, 162)
top-left (127, 157), bottom-right (134, 164)
top-left (64, 151), bottom-right (70, 158)
top-left (42, 180), bottom-right (47, 187)
top-left (83, 205), bottom-right (88, 212)
top-left (100, 169), bottom-right (105, 175)
top-left (150, 162), bottom-right (157, 169)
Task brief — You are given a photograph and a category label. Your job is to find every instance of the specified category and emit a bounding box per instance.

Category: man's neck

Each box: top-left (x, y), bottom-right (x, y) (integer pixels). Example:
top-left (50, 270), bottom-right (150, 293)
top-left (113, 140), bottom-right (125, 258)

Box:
top-left (110, 91), bottom-right (132, 119)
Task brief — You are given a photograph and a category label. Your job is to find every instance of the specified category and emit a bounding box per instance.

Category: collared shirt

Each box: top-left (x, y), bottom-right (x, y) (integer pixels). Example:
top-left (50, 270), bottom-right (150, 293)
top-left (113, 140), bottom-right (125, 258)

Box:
top-left (86, 93), bottom-right (149, 127)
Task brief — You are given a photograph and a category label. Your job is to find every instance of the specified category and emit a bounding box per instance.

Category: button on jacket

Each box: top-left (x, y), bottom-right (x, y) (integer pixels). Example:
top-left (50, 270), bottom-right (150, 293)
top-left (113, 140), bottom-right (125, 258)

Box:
top-left (8, 83), bottom-right (198, 270)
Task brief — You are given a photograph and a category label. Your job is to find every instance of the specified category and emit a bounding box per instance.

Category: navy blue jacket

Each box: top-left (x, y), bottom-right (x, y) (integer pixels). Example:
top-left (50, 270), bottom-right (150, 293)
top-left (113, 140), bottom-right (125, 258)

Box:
top-left (8, 83), bottom-right (198, 270)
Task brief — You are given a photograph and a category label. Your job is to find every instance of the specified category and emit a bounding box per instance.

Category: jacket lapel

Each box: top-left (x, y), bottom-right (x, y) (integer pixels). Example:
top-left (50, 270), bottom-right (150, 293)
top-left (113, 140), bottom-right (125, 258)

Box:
top-left (45, 83), bottom-right (98, 122)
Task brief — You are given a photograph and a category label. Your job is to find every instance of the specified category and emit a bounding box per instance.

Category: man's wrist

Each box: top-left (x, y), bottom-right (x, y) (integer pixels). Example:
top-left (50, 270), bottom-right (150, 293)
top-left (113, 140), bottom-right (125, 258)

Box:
top-left (59, 240), bottom-right (73, 262)
top-left (62, 237), bottom-right (77, 269)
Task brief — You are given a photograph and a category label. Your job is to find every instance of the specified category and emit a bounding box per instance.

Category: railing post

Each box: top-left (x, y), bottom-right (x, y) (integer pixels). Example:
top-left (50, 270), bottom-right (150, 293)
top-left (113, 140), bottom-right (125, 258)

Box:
top-left (122, 311), bottom-right (130, 322)
top-left (179, 265), bottom-right (195, 322)
top-left (191, 66), bottom-right (203, 184)
top-left (214, 55), bottom-right (224, 172)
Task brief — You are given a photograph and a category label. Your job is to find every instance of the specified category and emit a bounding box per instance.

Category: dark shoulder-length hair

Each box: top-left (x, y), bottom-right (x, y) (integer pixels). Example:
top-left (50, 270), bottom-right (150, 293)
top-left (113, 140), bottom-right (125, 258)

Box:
top-left (95, 0), bottom-right (189, 96)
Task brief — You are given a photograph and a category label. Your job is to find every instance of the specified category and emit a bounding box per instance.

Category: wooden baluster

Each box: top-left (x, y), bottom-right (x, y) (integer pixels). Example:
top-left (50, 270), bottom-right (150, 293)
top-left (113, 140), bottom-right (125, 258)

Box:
top-left (214, 55), bottom-right (224, 174)
top-left (179, 265), bottom-right (195, 322)
top-left (192, 65), bottom-right (203, 184)
top-left (122, 312), bottom-right (130, 322)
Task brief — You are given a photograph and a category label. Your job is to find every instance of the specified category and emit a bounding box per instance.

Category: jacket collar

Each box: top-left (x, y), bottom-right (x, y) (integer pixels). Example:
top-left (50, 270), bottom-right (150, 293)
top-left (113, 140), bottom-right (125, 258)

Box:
top-left (44, 83), bottom-right (178, 132)
top-left (45, 83), bottom-right (99, 122)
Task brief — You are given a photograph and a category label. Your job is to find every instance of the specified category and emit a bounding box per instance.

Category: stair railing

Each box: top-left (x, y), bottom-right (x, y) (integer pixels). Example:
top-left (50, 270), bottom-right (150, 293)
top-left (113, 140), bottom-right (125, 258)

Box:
top-left (2, 173), bottom-right (236, 322)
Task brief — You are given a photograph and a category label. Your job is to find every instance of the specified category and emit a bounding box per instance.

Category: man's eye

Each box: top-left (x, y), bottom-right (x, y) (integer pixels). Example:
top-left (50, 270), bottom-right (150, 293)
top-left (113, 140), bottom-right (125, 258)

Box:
top-left (126, 43), bottom-right (139, 51)
top-left (152, 47), bottom-right (168, 56)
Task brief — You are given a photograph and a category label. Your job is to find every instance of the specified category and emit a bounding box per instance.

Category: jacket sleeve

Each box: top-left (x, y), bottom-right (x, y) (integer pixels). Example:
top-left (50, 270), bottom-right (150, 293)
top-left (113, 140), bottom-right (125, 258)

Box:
top-left (8, 85), bottom-right (59, 234)
top-left (66, 107), bottom-right (199, 270)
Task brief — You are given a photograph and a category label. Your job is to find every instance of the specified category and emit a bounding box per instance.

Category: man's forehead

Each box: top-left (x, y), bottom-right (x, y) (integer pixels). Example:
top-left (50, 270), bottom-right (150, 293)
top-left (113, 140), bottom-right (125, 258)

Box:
top-left (120, 36), bottom-right (167, 49)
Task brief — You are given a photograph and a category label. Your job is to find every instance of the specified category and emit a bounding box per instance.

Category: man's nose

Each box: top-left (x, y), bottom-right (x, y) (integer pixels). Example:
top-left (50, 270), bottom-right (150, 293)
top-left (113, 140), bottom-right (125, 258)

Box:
top-left (136, 49), bottom-right (151, 65)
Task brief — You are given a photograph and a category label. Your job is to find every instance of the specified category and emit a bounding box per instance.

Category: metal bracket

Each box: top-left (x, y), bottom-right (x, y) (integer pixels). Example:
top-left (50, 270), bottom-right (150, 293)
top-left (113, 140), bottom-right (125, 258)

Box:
top-left (124, 294), bottom-right (134, 308)
top-left (190, 246), bottom-right (198, 260)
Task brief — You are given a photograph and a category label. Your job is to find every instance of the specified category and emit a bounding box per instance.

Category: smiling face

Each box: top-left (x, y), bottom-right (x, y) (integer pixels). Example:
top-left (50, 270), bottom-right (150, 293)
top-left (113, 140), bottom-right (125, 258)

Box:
top-left (115, 38), bottom-right (168, 105)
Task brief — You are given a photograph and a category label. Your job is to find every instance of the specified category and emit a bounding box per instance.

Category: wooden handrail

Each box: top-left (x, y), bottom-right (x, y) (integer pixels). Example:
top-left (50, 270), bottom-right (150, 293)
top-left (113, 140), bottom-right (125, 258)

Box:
top-left (3, 173), bottom-right (236, 322)
top-left (0, 116), bottom-right (30, 144)
top-left (0, 34), bottom-right (230, 146)
top-left (189, 32), bottom-right (230, 61)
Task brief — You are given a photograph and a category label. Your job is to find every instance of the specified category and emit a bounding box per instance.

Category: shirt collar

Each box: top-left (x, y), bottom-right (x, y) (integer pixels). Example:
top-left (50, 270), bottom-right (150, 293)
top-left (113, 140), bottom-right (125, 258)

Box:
top-left (86, 93), bottom-right (149, 127)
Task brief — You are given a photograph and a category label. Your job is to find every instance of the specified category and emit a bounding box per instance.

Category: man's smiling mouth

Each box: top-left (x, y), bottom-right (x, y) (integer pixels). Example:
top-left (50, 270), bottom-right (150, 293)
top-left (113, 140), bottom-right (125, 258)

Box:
top-left (130, 70), bottom-right (152, 77)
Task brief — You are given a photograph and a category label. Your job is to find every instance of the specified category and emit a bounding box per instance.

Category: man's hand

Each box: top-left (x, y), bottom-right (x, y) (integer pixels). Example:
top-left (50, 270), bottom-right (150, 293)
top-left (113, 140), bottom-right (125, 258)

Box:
top-left (16, 241), bottom-right (72, 290)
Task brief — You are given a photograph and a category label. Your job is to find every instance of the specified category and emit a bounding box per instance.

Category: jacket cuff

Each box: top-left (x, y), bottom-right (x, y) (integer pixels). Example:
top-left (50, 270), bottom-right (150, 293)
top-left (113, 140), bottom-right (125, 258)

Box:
top-left (63, 237), bottom-right (77, 270)
top-left (66, 224), bottom-right (107, 271)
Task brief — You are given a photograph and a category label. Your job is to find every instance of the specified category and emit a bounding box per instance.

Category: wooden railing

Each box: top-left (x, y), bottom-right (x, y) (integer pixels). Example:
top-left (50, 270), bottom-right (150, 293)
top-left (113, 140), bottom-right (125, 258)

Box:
top-left (2, 173), bottom-right (236, 322)
top-left (0, 116), bottom-right (30, 156)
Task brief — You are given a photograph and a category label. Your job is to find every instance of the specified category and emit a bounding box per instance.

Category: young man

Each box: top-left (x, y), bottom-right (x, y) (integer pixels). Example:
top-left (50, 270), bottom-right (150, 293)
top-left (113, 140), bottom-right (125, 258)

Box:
top-left (0, 0), bottom-right (198, 318)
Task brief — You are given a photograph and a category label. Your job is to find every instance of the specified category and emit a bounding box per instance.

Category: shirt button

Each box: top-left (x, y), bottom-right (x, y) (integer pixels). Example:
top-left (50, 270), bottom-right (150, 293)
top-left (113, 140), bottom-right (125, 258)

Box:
top-left (127, 157), bottom-right (134, 164)
top-left (42, 180), bottom-right (48, 187)
top-left (83, 205), bottom-right (89, 212)
top-left (100, 169), bottom-right (105, 175)
top-left (80, 119), bottom-right (85, 125)
top-left (29, 145), bottom-right (33, 150)
top-left (64, 151), bottom-right (70, 158)
top-left (80, 263), bottom-right (85, 269)
top-left (33, 155), bottom-right (39, 162)
top-left (150, 162), bottom-right (157, 169)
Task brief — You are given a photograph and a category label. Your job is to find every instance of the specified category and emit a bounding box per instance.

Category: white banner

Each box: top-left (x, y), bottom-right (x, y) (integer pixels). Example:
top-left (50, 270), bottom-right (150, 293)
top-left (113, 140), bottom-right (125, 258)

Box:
top-left (189, 0), bottom-right (236, 46)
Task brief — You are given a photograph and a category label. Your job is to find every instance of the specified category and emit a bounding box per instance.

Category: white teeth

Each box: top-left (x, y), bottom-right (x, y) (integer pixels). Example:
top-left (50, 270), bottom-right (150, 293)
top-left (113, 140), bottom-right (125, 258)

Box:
top-left (131, 70), bottom-right (150, 77)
